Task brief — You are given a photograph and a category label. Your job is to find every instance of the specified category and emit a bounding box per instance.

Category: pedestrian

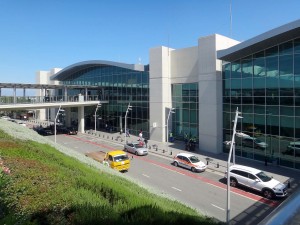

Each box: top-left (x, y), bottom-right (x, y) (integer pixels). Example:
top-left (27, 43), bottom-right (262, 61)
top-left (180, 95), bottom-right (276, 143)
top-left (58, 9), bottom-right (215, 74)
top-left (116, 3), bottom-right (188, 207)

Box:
top-left (126, 128), bottom-right (130, 137)
top-left (144, 139), bottom-right (148, 147)
top-left (139, 130), bottom-right (143, 140)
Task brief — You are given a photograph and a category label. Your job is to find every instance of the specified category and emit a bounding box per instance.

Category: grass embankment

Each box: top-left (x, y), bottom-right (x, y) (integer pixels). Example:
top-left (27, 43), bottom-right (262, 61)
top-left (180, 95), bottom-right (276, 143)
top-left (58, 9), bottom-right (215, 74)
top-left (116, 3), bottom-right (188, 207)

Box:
top-left (0, 124), bottom-right (218, 225)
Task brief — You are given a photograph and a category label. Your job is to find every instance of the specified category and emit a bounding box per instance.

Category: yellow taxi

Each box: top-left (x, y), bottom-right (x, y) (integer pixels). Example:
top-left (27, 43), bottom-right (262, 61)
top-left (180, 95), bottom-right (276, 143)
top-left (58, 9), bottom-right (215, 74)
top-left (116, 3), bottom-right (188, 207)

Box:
top-left (104, 150), bottom-right (130, 172)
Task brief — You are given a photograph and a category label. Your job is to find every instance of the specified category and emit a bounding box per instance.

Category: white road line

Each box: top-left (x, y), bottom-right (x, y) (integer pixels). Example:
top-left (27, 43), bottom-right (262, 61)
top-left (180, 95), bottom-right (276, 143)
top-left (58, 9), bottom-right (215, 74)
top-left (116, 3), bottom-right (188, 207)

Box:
top-left (142, 174), bottom-right (150, 178)
top-left (211, 204), bottom-right (225, 211)
top-left (172, 187), bottom-right (182, 192)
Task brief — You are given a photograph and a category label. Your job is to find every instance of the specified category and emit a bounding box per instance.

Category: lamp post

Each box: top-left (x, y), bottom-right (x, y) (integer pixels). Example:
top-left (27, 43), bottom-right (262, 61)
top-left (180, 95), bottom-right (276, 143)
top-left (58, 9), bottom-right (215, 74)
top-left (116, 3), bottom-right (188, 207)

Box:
top-left (166, 108), bottom-right (175, 153)
top-left (94, 103), bottom-right (102, 132)
top-left (124, 103), bottom-right (132, 144)
top-left (226, 107), bottom-right (242, 225)
top-left (54, 105), bottom-right (64, 143)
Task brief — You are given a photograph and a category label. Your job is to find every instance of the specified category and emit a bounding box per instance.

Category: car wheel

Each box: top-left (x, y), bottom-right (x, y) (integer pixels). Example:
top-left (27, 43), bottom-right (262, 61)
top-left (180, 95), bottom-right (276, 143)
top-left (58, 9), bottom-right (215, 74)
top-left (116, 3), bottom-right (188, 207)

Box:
top-left (174, 161), bottom-right (178, 167)
top-left (191, 167), bottom-right (196, 172)
top-left (263, 189), bottom-right (274, 199)
top-left (230, 178), bottom-right (238, 187)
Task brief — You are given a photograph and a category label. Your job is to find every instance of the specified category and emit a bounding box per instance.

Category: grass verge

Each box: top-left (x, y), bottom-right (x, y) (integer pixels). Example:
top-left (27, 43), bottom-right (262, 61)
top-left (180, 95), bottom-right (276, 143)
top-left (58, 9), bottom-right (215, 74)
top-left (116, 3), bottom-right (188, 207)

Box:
top-left (0, 121), bottom-right (219, 225)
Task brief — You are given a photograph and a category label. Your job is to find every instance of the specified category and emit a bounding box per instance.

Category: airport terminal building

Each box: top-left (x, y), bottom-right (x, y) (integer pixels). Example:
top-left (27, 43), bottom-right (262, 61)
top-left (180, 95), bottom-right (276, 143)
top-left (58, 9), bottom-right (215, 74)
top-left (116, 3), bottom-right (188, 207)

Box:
top-left (38, 19), bottom-right (300, 170)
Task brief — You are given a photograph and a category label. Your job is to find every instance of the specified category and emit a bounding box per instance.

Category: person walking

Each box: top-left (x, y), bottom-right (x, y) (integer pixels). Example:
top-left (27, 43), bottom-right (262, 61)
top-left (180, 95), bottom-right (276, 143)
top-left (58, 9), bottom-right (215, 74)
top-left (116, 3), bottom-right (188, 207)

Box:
top-left (126, 128), bottom-right (130, 137)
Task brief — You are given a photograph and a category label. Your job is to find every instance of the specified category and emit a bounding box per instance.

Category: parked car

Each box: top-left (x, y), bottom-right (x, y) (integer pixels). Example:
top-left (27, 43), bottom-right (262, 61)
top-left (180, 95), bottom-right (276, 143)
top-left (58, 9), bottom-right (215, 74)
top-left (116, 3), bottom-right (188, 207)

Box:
top-left (173, 153), bottom-right (207, 172)
top-left (225, 164), bottom-right (288, 199)
top-left (124, 142), bottom-right (148, 156)
top-left (35, 127), bottom-right (53, 136)
top-left (242, 137), bottom-right (268, 150)
top-left (283, 141), bottom-right (300, 156)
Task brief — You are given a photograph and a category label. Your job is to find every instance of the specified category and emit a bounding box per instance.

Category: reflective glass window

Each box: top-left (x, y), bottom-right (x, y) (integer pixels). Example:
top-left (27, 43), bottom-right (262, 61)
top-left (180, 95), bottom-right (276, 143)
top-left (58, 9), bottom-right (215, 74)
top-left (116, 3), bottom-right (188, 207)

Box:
top-left (231, 61), bottom-right (241, 78)
top-left (242, 78), bottom-right (253, 96)
top-left (280, 116), bottom-right (295, 137)
top-left (241, 57), bottom-right (253, 78)
top-left (295, 38), bottom-right (300, 53)
top-left (279, 55), bottom-right (293, 76)
top-left (266, 76), bottom-right (279, 96)
top-left (279, 41), bottom-right (293, 55)
top-left (223, 63), bottom-right (231, 79)
top-left (280, 75), bottom-right (294, 96)
top-left (266, 56), bottom-right (278, 77)
top-left (253, 57), bottom-right (265, 77)
top-left (295, 54), bottom-right (300, 75)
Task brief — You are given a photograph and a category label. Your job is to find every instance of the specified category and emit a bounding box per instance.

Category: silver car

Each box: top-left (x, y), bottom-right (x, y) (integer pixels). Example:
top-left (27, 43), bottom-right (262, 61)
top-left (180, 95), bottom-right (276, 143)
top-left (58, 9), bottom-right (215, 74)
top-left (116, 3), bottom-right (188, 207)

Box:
top-left (124, 142), bottom-right (148, 156)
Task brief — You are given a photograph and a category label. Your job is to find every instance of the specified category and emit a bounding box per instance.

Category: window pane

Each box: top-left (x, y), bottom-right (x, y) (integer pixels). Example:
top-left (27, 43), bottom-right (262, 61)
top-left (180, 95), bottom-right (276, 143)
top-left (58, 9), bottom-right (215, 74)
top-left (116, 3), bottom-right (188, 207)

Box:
top-left (279, 55), bottom-right (293, 76)
top-left (266, 56), bottom-right (278, 77)
top-left (231, 61), bottom-right (241, 78)
top-left (279, 41), bottom-right (293, 55)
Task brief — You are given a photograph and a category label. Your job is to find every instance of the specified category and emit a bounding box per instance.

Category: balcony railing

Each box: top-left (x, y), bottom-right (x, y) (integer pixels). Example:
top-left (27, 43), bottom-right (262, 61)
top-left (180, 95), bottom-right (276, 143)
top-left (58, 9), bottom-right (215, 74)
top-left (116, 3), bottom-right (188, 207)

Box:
top-left (0, 95), bottom-right (108, 105)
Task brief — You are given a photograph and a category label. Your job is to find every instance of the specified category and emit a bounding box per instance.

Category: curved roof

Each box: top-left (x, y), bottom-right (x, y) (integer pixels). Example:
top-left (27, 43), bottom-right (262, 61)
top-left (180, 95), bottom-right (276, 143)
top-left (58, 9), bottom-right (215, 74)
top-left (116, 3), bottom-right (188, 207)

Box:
top-left (51, 60), bottom-right (146, 81)
top-left (218, 19), bottom-right (300, 61)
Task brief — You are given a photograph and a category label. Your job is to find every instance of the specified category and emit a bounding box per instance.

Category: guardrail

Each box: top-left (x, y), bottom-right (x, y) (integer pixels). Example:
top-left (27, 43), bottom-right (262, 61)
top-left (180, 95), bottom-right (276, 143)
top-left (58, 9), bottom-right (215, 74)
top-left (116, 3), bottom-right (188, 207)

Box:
top-left (0, 95), bottom-right (108, 105)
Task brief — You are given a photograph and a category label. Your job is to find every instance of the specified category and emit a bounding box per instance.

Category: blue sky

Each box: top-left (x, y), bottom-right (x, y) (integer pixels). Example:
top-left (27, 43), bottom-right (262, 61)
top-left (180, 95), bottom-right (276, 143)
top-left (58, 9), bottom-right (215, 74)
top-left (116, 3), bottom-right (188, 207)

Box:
top-left (0, 0), bottom-right (299, 85)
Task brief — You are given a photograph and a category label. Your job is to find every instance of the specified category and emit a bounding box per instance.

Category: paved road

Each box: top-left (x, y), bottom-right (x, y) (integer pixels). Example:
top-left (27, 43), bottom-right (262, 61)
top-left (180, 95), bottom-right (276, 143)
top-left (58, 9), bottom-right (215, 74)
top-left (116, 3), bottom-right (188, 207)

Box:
top-left (46, 133), bottom-right (290, 224)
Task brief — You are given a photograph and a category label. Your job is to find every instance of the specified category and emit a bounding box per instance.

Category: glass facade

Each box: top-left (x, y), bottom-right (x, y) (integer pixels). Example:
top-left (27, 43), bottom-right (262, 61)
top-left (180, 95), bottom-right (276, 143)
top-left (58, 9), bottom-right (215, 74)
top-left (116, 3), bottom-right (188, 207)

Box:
top-left (223, 38), bottom-right (300, 170)
top-left (60, 65), bottom-right (150, 138)
top-left (172, 83), bottom-right (199, 142)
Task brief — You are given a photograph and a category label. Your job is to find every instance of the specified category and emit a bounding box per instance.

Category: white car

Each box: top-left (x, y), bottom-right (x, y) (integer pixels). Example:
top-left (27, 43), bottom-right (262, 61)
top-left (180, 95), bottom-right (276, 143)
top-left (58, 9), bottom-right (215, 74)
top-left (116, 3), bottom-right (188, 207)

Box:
top-left (124, 142), bottom-right (148, 156)
top-left (242, 137), bottom-right (268, 149)
top-left (225, 164), bottom-right (287, 199)
top-left (173, 153), bottom-right (207, 172)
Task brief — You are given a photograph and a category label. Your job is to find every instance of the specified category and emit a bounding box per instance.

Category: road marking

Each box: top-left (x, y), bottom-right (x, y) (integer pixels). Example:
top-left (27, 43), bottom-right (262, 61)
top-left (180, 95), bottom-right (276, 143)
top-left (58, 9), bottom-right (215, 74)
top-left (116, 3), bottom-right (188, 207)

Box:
top-left (172, 187), bottom-right (182, 192)
top-left (211, 204), bottom-right (225, 211)
top-left (142, 174), bottom-right (150, 178)
top-left (64, 134), bottom-right (280, 207)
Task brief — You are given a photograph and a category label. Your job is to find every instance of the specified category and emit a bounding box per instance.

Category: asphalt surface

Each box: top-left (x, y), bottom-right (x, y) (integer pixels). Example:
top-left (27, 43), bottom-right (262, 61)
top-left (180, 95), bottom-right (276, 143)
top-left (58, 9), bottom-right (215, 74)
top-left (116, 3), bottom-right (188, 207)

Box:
top-left (44, 130), bottom-right (300, 224)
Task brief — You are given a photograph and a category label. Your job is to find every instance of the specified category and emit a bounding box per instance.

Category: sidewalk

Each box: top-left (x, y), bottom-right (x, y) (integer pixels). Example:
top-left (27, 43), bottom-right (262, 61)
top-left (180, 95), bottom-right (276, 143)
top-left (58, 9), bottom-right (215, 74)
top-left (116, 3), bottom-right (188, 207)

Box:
top-left (85, 129), bottom-right (300, 190)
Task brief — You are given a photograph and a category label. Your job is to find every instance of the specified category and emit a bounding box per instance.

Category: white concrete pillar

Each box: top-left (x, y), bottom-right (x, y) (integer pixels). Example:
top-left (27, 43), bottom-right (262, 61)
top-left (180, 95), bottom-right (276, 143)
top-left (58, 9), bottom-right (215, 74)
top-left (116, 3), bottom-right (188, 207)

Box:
top-left (64, 87), bottom-right (68, 101)
top-left (78, 106), bottom-right (85, 133)
top-left (85, 88), bottom-right (88, 101)
top-left (13, 87), bottom-right (16, 104)
top-left (65, 108), bottom-right (71, 127)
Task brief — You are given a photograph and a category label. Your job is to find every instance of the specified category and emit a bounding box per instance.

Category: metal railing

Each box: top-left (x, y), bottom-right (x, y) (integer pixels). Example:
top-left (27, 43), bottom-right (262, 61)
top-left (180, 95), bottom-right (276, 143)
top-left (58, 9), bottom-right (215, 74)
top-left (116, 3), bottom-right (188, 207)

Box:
top-left (0, 95), bottom-right (108, 105)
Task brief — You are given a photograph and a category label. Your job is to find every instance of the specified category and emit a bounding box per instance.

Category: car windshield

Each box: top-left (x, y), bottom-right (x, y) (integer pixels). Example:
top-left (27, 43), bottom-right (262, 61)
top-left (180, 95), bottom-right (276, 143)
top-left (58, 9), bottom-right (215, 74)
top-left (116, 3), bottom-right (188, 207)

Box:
top-left (256, 171), bottom-right (272, 182)
top-left (114, 154), bottom-right (129, 162)
top-left (188, 156), bottom-right (200, 163)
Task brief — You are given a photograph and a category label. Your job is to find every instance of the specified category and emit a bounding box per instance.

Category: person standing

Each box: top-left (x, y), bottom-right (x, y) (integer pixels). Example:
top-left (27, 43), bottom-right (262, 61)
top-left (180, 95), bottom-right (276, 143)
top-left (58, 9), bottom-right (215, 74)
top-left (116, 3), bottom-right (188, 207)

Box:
top-left (139, 130), bottom-right (143, 140)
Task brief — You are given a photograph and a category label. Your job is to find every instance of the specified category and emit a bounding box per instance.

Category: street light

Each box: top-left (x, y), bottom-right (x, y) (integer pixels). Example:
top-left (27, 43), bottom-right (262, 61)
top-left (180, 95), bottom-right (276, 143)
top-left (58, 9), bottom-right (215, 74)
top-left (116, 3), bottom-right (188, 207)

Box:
top-left (94, 103), bottom-right (102, 132)
top-left (124, 103), bottom-right (132, 144)
top-left (166, 108), bottom-right (175, 153)
top-left (54, 105), bottom-right (64, 143)
top-left (226, 107), bottom-right (243, 224)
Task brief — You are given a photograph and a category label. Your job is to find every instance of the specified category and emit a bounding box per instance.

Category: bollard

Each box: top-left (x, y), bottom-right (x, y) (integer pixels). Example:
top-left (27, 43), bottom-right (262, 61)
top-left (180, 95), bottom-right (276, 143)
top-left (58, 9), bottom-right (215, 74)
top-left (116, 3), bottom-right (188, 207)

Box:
top-left (112, 137), bottom-right (113, 140)
top-left (170, 151), bottom-right (172, 155)
top-left (163, 149), bottom-right (165, 153)
top-left (207, 160), bottom-right (209, 165)
top-left (216, 162), bottom-right (219, 168)
top-left (156, 147), bottom-right (158, 151)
